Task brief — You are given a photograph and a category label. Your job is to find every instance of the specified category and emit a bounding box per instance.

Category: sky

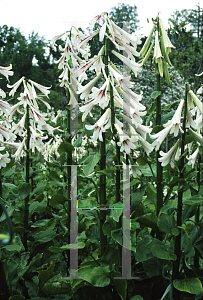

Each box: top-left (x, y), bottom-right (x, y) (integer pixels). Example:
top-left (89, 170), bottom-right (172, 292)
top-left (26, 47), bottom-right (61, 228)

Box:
top-left (0, 0), bottom-right (202, 42)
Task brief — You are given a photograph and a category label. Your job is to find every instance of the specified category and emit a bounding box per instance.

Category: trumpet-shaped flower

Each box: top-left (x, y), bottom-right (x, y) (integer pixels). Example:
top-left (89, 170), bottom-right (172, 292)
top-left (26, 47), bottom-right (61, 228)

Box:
top-left (85, 108), bottom-right (111, 142)
top-left (0, 100), bottom-right (11, 116)
top-left (150, 124), bottom-right (173, 150)
top-left (158, 139), bottom-right (180, 168)
top-left (0, 89), bottom-right (6, 99)
top-left (7, 76), bottom-right (25, 97)
top-left (164, 99), bottom-right (184, 137)
top-left (159, 19), bottom-right (175, 55)
top-left (0, 64), bottom-right (14, 80)
top-left (154, 31), bottom-right (163, 77)
top-left (89, 78), bottom-right (110, 109)
top-left (115, 123), bottom-right (137, 154)
top-left (0, 151), bottom-right (10, 168)
top-left (188, 90), bottom-right (203, 114)
top-left (189, 128), bottom-right (203, 145)
top-left (13, 137), bottom-right (26, 159)
top-left (76, 73), bottom-right (102, 100)
top-left (112, 50), bottom-right (142, 77)
top-left (0, 125), bottom-right (15, 142)
top-left (13, 113), bottom-right (26, 135)
top-left (79, 100), bottom-right (95, 122)
top-left (187, 148), bottom-right (199, 168)
top-left (28, 80), bottom-right (51, 98)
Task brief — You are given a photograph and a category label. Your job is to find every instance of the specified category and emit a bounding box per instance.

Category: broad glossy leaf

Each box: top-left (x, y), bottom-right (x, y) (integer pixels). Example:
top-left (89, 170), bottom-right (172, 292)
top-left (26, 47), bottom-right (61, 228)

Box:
top-left (151, 240), bottom-right (176, 260)
top-left (18, 182), bottom-right (31, 199)
top-left (78, 265), bottom-right (110, 287)
top-left (134, 236), bottom-right (154, 262)
top-left (112, 271), bottom-right (127, 300)
top-left (173, 278), bottom-right (202, 294)
top-left (48, 242), bottom-right (85, 253)
top-left (38, 260), bottom-right (56, 289)
top-left (83, 154), bottom-right (100, 176)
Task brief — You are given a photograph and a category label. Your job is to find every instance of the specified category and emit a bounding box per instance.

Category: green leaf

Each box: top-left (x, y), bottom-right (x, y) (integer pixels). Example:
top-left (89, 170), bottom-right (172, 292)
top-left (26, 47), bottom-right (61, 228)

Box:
top-left (110, 202), bottom-right (123, 222)
top-left (134, 236), bottom-right (154, 262)
top-left (103, 218), bottom-right (117, 236)
top-left (29, 200), bottom-right (47, 215)
top-left (183, 195), bottom-right (203, 205)
top-left (57, 141), bottom-right (74, 155)
top-left (18, 182), bottom-right (31, 199)
top-left (73, 135), bottom-right (82, 147)
top-left (136, 214), bottom-right (158, 232)
top-left (33, 228), bottom-right (55, 244)
top-left (3, 183), bottom-right (18, 193)
top-left (131, 186), bottom-right (146, 208)
top-left (150, 91), bottom-right (161, 99)
top-left (31, 182), bottom-right (46, 196)
top-left (143, 257), bottom-right (162, 277)
top-left (162, 110), bottom-right (175, 124)
top-left (83, 154), bottom-right (100, 176)
top-left (38, 260), bottom-right (56, 289)
top-left (49, 194), bottom-right (68, 207)
top-left (157, 213), bottom-right (175, 234)
top-left (111, 228), bottom-right (136, 252)
top-left (49, 171), bottom-right (63, 186)
top-left (9, 296), bottom-right (25, 300)
top-left (48, 242), bottom-right (85, 253)
top-left (130, 296), bottom-right (144, 300)
top-left (42, 281), bottom-right (71, 295)
top-left (173, 278), bottom-right (202, 294)
top-left (181, 229), bottom-right (195, 258)
top-left (112, 271), bottom-right (127, 300)
top-left (162, 100), bottom-right (180, 111)
top-left (78, 265), bottom-right (110, 287)
top-left (151, 240), bottom-right (176, 260)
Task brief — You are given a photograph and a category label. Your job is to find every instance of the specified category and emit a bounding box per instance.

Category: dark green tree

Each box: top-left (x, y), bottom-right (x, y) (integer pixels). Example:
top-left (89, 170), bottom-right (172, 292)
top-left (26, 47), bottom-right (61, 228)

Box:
top-left (168, 7), bottom-right (203, 90)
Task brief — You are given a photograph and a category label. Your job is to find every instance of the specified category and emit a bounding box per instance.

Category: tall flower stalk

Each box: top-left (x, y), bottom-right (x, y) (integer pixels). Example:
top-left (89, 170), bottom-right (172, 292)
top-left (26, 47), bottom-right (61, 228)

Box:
top-left (139, 16), bottom-right (175, 218)
top-left (75, 12), bottom-right (152, 262)
top-left (172, 82), bottom-right (189, 299)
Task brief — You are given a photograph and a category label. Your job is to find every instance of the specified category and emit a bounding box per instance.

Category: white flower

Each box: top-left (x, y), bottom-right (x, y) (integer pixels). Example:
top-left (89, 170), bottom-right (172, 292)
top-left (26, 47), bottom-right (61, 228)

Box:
top-left (85, 108), bottom-right (111, 142)
top-left (79, 100), bottom-right (95, 122)
top-left (153, 31), bottom-right (163, 77)
top-left (0, 151), bottom-right (10, 168)
top-left (7, 76), bottom-right (24, 97)
top-left (164, 99), bottom-right (184, 137)
top-left (0, 100), bottom-right (11, 116)
top-left (13, 137), bottom-right (26, 159)
top-left (0, 64), bottom-right (14, 81)
top-left (89, 78), bottom-right (110, 109)
top-left (112, 50), bottom-right (142, 77)
top-left (189, 128), bottom-right (203, 145)
top-left (159, 19), bottom-right (175, 55)
top-left (187, 148), bottom-right (199, 168)
top-left (0, 89), bottom-right (6, 98)
top-left (28, 80), bottom-right (51, 98)
top-left (76, 73), bottom-right (102, 100)
top-left (158, 139), bottom-right (180, 168)
top-left (13, 113), bottom-right (26, 135)
top-left (188, 90), bottom-right (203, 114)
top-left (150, 124), bottom-right (173, 150)
top-left (115, 122), bottom-right (137, 154)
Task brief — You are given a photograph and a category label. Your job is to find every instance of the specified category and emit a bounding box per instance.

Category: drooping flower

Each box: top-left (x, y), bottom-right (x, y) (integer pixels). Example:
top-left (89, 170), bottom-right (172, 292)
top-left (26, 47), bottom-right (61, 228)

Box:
top-left (112, 50), bottom-right (142, 77)
top-left (188, 90), bottom-right (203, 114)
top-left (159, 19), bottom-right (175, 55)
top-left (187, 148), bottom-right (199, 168)
top-left (0, 151), bottom-right (10, 168)
top-left (89, 78), bottom-right (110, 109)
top-left (0, 65), bottom-right (14, 81)
top-left (7, 76), bottom-right (25, 97)
top-left (115, 122), bottom-right (137, 155)
top-left (85, 108), bottom-right (111, 142)
top-left (158, 139), bottom-right (180, 168)
top-left (153, 31), bottom-right (163, 77)
top-left (28, 80), bottom-right (51, 98)
top-left (163, 99), bottom-right (185, 137)
top-left (150, 124), bottom-right (173, 150)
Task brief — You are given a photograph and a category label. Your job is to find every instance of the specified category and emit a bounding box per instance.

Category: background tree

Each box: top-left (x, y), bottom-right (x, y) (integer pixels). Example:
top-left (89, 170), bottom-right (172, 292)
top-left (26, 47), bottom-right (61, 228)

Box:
top-left (168, 6), bottom-right (203, 90)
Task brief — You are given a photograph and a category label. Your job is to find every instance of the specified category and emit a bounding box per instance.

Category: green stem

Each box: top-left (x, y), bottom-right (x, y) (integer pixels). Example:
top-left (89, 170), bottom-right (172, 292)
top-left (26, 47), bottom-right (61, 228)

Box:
top-left (194, 153), bottom-right (201, 268)
top-left (172, 82), bottom-right (189, 299)
top-left (156, 71), bottom-right (163, 218)
top-left (99, 27), bottom-right (109, 258)
top-left (155, 17), bottom-right (163, 219)
top-left (23, 105), bottom-right (30, 251)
